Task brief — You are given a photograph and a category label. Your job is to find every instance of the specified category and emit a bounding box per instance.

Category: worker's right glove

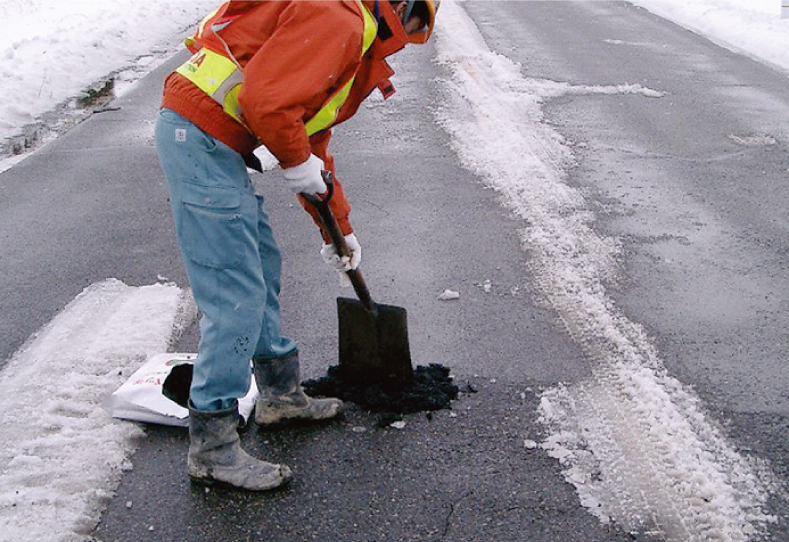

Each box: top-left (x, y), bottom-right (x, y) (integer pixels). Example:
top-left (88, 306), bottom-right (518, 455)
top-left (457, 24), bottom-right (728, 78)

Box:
top-left (320, 233), bottom-right (361, 288)
top-left (283, 154), bottom-right (327, 196)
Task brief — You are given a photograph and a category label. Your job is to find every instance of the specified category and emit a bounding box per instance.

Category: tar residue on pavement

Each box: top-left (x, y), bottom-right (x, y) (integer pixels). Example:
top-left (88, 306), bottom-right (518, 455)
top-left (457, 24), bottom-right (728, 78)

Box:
top-left (303, 363), bottom-right (459, 415)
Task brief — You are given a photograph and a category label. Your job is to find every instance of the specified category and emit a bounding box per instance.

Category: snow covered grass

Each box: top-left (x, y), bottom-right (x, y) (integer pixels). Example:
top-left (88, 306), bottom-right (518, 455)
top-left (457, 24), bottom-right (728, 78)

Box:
top-left (432, 1), bottom-right (780, 540)
top-left (0, 280), bottom-right (195, 542)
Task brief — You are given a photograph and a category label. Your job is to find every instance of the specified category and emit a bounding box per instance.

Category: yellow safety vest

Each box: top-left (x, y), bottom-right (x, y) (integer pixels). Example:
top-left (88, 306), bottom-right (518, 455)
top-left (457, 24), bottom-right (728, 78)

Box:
top-left (175, 1), bottom-right (378, 137)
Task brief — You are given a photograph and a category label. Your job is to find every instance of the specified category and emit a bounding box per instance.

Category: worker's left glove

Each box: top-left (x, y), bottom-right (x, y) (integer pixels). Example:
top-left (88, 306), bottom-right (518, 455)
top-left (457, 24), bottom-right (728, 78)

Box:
top-left (283, 154), bottom-right (326, 196)
top-left (320, 233), bottom-right (361, 288)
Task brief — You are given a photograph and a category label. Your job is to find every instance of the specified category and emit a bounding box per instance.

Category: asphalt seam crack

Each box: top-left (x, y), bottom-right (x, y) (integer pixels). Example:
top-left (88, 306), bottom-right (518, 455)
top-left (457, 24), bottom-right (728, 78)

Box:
top-left (441, 490), bottom-right (474, 539)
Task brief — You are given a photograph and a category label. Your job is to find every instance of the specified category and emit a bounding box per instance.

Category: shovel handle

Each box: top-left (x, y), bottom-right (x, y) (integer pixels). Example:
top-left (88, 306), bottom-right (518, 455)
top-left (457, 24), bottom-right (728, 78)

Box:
top-left (302, 172), bottom-right (376, 312)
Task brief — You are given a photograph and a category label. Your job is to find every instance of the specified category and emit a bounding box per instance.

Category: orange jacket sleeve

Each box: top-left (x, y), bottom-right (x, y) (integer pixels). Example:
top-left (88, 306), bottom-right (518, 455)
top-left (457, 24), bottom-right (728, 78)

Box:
top-left (297, 129), bottom-right (353, 243)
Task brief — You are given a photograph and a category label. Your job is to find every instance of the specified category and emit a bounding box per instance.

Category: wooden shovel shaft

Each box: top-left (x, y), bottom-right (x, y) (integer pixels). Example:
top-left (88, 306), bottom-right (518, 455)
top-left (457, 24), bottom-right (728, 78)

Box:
top-left (302, 172), bottom-right (376, 312)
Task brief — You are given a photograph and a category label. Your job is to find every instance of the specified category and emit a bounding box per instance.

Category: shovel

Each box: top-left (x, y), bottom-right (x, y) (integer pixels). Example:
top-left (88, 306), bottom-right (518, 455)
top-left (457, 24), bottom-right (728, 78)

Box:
top-left (302, 172), bottom-right (414, 388)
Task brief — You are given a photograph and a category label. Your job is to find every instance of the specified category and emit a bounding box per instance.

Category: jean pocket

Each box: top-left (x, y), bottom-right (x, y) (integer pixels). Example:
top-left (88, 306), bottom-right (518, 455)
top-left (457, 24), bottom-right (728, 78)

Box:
top-left (179, 182), bottom-right (244, 269)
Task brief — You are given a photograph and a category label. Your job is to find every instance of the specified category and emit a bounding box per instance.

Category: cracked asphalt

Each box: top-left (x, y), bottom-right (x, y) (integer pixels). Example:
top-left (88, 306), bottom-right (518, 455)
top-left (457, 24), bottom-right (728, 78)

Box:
top-left (95, 382), bottom-right (634, 542)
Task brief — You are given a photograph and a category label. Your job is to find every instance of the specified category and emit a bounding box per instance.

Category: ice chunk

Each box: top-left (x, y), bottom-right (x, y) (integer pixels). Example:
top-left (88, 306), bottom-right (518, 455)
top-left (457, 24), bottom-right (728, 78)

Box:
top-left (438, 289), bottom-right (460, 301)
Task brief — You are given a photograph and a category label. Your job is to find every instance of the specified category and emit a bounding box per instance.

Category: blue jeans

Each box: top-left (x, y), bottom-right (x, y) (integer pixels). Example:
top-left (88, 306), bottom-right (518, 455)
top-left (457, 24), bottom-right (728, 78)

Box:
top-left (155, 108), bottom-right (296, 411)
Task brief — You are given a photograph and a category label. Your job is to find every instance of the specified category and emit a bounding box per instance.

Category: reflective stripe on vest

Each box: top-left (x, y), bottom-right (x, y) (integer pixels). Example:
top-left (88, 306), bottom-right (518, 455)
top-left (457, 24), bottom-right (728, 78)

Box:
top-left (304, 2), bottom-right (378, 135)
top-left (175, 1), bottom-right (378, 137)
top-left (176, 48), bottom-right (247, 127)
top-left (197, 6), bottom-right (222, 41)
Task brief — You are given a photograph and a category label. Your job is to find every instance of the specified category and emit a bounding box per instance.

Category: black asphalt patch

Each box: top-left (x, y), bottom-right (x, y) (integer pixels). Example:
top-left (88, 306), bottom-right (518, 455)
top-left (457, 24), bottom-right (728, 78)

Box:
top-left (303, 363), bottom-right (460, 416)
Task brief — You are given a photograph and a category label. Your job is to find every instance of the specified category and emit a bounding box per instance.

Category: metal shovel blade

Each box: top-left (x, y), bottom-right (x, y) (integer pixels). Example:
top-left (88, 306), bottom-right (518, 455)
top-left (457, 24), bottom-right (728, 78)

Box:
top-left (337, 297), bottom-right (413, 388)
top-left (301, 171), bottom-right (414, 389)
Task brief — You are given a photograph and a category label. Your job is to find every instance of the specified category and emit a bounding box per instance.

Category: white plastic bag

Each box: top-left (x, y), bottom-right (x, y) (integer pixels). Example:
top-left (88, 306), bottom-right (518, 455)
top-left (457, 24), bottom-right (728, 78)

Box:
top-left (105, 353), bottom-right (258, 427)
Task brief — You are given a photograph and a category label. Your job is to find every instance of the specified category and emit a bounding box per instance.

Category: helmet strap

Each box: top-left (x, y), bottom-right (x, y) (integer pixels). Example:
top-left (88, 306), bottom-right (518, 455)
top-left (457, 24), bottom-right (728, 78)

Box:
top-left (402, 0), bottom-right (416, 26)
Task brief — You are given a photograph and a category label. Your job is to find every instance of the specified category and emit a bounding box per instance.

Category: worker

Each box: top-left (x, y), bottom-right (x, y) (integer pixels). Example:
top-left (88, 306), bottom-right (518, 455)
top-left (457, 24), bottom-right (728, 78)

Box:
top-left (154, 0), bottom-right (439, 491)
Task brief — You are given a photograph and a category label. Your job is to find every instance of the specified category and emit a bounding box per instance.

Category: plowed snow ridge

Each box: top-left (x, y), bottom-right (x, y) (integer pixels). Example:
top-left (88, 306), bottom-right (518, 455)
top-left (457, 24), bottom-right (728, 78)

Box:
top-left (433, 2), bottom-right (779, 540)
top-left (0, 279), bottom-right (195, 542)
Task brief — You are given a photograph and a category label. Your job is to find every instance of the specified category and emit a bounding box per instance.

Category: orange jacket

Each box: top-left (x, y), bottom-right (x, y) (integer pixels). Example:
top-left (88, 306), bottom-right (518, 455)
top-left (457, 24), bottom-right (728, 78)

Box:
top-left (162, 0), bottom-right (401, 239)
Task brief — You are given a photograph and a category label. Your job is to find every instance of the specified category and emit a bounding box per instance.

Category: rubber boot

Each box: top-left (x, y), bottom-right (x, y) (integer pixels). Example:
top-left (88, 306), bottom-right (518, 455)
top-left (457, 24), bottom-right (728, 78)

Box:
top-left (254, 350), bottom-right (344, 427)
top-left (188, 402), bottom-right (292, 490)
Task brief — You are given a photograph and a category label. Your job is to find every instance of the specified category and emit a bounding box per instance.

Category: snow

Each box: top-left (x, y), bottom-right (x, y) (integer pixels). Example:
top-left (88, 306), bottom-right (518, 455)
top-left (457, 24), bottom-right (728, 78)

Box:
top-left (630, 0), bottom-right (789, 73)
top-left (0, 1), bottom-right (787, 541)
top-left (0, 0), bottom-right (217, 168)
top-left (438, 288), bottom-right (461, 300)
top-left (0, 279), bottom-right (195, 542)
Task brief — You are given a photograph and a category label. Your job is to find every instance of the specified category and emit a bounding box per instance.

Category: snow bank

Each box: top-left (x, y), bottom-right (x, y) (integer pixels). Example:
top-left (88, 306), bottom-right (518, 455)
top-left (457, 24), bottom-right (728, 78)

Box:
top-left (0, 279), bottom-right (195, 542)
top-left (630, 0), bottom-right (789, 73)
top-left (0, 0), bottom-right (217, 151)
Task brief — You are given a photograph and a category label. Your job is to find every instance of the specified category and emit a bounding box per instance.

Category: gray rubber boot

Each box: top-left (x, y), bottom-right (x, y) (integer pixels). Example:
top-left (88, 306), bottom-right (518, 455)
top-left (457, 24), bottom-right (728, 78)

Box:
top-left (254, 350), bottom-right (344, 427)
top-left (188, 402), bottom-right (292, 490)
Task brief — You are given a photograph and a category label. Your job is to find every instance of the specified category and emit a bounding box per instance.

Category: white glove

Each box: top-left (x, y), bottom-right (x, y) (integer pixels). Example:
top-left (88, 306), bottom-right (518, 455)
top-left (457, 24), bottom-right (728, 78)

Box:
top-left (283, 154), bottom-right (326, 195)
top-left (320, 233), bottom-right (361, 287)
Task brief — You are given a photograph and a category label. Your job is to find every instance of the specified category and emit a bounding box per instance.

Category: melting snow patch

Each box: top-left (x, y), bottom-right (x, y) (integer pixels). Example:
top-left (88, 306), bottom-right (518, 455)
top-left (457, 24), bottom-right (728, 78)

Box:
top-left (0, 279), bottom-right (194, 542)
top-left (539, 376), bottom-right (778, 540)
